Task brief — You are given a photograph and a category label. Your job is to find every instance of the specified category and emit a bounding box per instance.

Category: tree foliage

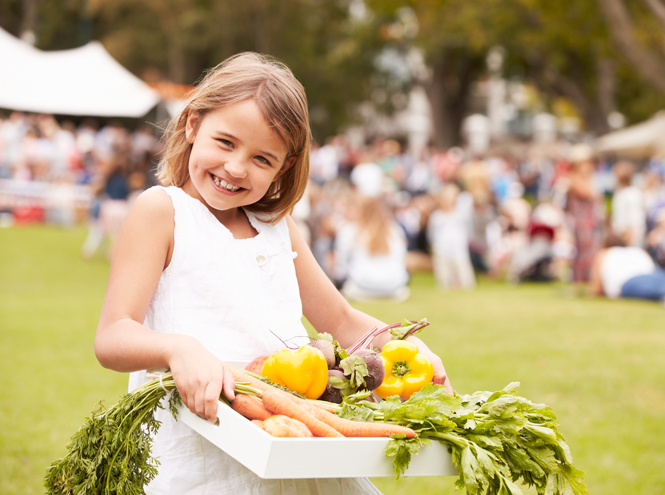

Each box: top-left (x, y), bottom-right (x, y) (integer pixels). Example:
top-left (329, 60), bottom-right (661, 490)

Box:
top-left (368, 0), bottom-right (665, 144)
top-left (2, 0), bottom-right (665, 142)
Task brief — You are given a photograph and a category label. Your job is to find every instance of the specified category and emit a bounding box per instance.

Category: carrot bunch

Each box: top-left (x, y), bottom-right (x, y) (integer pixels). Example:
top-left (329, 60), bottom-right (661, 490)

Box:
top-left (229, 367), bottom-right (415, 439)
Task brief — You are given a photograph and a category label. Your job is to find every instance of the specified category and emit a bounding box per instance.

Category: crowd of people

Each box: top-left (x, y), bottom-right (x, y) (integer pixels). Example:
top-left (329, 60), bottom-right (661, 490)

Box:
top-left (306, 136), bottom-right (665, 303)
top-left (2, 110), bottom-right (665, 303)
top-left (0, 111), bottom-right (161, 258)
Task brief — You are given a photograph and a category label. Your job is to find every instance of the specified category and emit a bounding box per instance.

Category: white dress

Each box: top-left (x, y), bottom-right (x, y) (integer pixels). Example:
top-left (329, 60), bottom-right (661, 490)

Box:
top-left (334, 222), bottom-right (409, 297)
top-left (129, 186), bottom-right (382, 495)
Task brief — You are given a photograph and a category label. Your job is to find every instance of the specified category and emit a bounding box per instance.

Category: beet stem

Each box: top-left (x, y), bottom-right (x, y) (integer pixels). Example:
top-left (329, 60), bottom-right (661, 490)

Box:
top-left (346, 320), bottom-right (430, 354)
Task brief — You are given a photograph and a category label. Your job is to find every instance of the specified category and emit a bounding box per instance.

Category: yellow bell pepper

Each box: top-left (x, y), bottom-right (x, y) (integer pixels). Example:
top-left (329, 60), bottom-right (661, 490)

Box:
top-left (261, 345), bottom-right (329, 399)
top-left (374, 340), bottom-right (434, 400)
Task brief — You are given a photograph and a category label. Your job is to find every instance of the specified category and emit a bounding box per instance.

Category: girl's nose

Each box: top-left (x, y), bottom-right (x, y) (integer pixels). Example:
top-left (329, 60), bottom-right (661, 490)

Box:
top-left (224, 159), bottom-right (248, 179)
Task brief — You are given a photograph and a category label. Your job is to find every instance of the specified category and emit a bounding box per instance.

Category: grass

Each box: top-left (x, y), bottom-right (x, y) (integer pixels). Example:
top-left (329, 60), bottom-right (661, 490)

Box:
top-left (1, 225), bottom-right (664, 494)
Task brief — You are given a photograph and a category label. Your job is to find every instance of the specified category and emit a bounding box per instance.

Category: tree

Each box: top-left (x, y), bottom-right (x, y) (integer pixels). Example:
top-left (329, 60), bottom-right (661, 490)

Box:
top-left (366, 0), bottom-right (665, 145)
top-left (597, 0), bottom-right (665, 95)
top-left (31, 0), bottom-right (385, 140)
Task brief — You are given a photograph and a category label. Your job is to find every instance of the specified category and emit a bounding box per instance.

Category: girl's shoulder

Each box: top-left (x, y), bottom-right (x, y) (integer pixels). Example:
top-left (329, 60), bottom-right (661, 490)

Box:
top-left (113, 186), bottom-right (176, 270)
top-left (123, 187), bottom-right (176, 250)
top-left (129, 186), bottom-right (175, 222)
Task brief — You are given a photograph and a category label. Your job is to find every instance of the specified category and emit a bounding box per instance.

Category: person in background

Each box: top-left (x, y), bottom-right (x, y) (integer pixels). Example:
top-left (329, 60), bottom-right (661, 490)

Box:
top-left (646, 209), bottom-right (665, 267)
top-left (611, 160), bottom-right (646, 247)
top-left (428, 183), bottom-right (475, 290)
top-left (309, 137), bottom-right (339, 185)
top-left (350, 149), bottom-right (383, 198)
top-left (82, 149), bottom-right (130, 260)
top-left (590, 233), bottom-right (665, 302)
top-left (334, 195), bottom-right (410, 301)
top-left (566, 144), bottom-right (603, 283)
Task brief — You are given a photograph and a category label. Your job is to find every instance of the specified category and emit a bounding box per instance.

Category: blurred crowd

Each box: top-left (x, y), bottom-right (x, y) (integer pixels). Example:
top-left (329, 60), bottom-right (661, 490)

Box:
top-left (0, 111), bottom-right (161, 258)
top-left (305, 135), bottom-right (665, 302)
top-left (2, 111), bottom-right (665, 302)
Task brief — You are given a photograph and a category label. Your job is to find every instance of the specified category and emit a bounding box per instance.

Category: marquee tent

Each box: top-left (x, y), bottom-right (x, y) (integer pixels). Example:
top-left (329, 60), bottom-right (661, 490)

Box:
top-left (0, 28), bottom-right (159, 117)
top-left (595, 112), bottom-right (665, 158)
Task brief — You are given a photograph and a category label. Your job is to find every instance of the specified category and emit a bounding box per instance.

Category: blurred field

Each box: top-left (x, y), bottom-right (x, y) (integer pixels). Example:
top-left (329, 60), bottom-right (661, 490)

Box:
top-left (1, 226), bottom-right (664, 495)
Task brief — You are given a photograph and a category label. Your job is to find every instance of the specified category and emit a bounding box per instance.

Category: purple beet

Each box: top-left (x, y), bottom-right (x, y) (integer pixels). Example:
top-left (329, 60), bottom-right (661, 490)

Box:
top-left (352, 349), bottom-right (385, 391)
top-left (319, 369), bottom-right (347, 404)
top-left (309, 339), bottom-right (336, 369)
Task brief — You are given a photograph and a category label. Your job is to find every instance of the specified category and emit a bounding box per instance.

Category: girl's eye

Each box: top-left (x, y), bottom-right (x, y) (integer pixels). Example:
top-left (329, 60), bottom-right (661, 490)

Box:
top-left (255, 155), bottom-right (270, 165)
top-left (218, 139), bottom-right (233, 147)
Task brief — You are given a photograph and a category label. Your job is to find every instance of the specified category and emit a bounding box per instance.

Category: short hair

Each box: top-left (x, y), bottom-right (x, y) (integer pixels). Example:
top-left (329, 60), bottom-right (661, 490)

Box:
top-left (156, 52), bottom-right (311, 223)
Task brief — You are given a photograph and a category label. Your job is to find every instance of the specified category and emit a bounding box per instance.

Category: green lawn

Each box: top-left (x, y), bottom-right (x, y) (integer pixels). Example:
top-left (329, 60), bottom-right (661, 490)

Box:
top-left (1, 226), bottom-right (664, 494)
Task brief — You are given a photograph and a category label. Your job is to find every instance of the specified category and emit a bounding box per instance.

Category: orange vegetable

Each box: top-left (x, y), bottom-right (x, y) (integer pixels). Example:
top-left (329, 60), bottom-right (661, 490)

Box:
top-left (260, 385), bottom-right (343, 438)
top-left (301, 404), bottom-right (416, 438)
top-left (229, 368), bottom-right (336, 414)
top-left (261, 415), bottom-right (313, 437)
top-left (245, 355), bottom-right (270, 375)
top-left (231, 394), bottom-right (272, 421)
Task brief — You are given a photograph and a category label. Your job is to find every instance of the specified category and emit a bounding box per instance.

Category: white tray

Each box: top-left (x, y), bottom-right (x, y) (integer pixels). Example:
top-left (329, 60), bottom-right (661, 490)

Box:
top-left (175, 363), bottom-right (457, 479)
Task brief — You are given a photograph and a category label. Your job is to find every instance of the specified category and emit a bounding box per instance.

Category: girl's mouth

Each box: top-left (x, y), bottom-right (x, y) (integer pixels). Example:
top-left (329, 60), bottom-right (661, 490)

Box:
top-left (210, 173), bottom-right (242, 193)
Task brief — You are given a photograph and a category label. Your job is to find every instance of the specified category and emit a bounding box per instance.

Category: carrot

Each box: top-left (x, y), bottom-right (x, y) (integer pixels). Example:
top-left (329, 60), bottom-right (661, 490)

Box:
top-left (260, 387), bottom-right (344, 438)
top-left (301, 404), bottom-right (417, 438)
top-left (229, 367), bottom-right (336, 413)
top-left (231, 394), bottom-right (272, 421)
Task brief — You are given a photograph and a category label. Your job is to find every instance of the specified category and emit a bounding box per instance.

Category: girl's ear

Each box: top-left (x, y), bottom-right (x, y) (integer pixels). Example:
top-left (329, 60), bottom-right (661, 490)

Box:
top-left (272, 155), bottom-right (298, 182)
top-left (185, 110), bottom-right (200, 144)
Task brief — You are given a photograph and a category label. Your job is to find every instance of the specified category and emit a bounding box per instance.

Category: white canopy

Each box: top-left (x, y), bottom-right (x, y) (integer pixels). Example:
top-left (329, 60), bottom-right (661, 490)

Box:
top-left (0, 28), bottom-right (159, 117)
top-left (595, 112), bottom-right (665, 158)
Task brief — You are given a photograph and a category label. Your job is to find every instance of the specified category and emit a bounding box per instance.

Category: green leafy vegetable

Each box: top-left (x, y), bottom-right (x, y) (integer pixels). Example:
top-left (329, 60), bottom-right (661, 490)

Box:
top-left (337, 382), bottom-right (587, 495)
top-left (339, 355), bottom-right (369, 388)
top-left (390, 318), bottom-right (429, 340)
top-left (44, 373), bottom-right (259, 495)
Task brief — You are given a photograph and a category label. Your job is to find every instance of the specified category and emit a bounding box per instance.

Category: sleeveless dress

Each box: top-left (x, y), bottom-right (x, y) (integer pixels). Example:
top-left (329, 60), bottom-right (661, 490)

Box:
top-left (128, 186), bottom-right (382, 495)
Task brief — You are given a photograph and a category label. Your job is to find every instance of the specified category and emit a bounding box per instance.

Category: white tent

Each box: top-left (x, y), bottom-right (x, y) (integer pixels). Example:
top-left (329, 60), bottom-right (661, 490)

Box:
top-left (0, 28), bottom-right (159, 117)
top-left (595, 112), bottom-right (665, 158)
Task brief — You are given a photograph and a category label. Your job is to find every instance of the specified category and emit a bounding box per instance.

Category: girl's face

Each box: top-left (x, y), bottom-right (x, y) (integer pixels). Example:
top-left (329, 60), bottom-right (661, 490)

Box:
top-left (184, 99), bottom-right (290, 218)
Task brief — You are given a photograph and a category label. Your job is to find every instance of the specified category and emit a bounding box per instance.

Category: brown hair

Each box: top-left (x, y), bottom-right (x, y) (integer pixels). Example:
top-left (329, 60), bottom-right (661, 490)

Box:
top-left (613, 160), bottom-right (635, 188)
top-left (156, 52), bottom-right (311, 223)
top-left (604, 232), bottom-right (627, 248)
top-left (355, 197), bottom-right (394, 256)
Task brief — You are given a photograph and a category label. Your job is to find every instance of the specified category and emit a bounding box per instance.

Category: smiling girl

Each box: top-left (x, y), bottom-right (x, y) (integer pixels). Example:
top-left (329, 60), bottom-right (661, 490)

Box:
top-left (94, 52), bottom-right (450, 494)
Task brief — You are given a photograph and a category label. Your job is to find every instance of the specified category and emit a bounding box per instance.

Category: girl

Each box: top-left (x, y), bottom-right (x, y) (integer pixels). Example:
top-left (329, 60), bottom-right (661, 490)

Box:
top-left (334, 195), bottom-right (410, 301)
top-left (94, 53), bottom-right (450, 494)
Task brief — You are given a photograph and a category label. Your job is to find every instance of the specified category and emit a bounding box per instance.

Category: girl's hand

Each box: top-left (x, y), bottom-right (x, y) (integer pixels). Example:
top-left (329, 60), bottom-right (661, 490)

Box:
top-left (166, 335), bottom-right (235, 423)
top-left (406, 336), bottom-right (453, 395)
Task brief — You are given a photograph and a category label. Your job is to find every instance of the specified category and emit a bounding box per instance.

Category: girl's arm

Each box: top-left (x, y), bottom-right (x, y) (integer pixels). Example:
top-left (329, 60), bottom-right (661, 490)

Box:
top-left (287, 216), bottom-right (452, 393)
top-left (94, 188), bottom-right (235, 422)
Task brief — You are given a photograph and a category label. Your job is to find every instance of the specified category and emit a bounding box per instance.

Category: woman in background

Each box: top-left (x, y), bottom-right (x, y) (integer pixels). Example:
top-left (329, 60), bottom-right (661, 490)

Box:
top-left (427, 183), bottom-right (476, 290)
top-left (566, 144), bottom-right (603, 283)
top-left (334, 196), bottom-right (410, 301)
top-left (611, 160), bottom-right (645, 247)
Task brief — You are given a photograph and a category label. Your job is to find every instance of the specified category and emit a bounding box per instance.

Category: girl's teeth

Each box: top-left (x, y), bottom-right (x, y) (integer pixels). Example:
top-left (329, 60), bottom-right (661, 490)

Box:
top-left (212, 174), bottom-right (239, 191)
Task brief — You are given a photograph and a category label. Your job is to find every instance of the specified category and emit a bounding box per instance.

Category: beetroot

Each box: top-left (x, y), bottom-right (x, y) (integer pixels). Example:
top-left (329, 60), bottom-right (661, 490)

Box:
top-left (309, 339), bottom-right (336, 369)
top-left (352, 349), bottom-right (385, 391)
top-left (318, 370), bottom-right (348, 404)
